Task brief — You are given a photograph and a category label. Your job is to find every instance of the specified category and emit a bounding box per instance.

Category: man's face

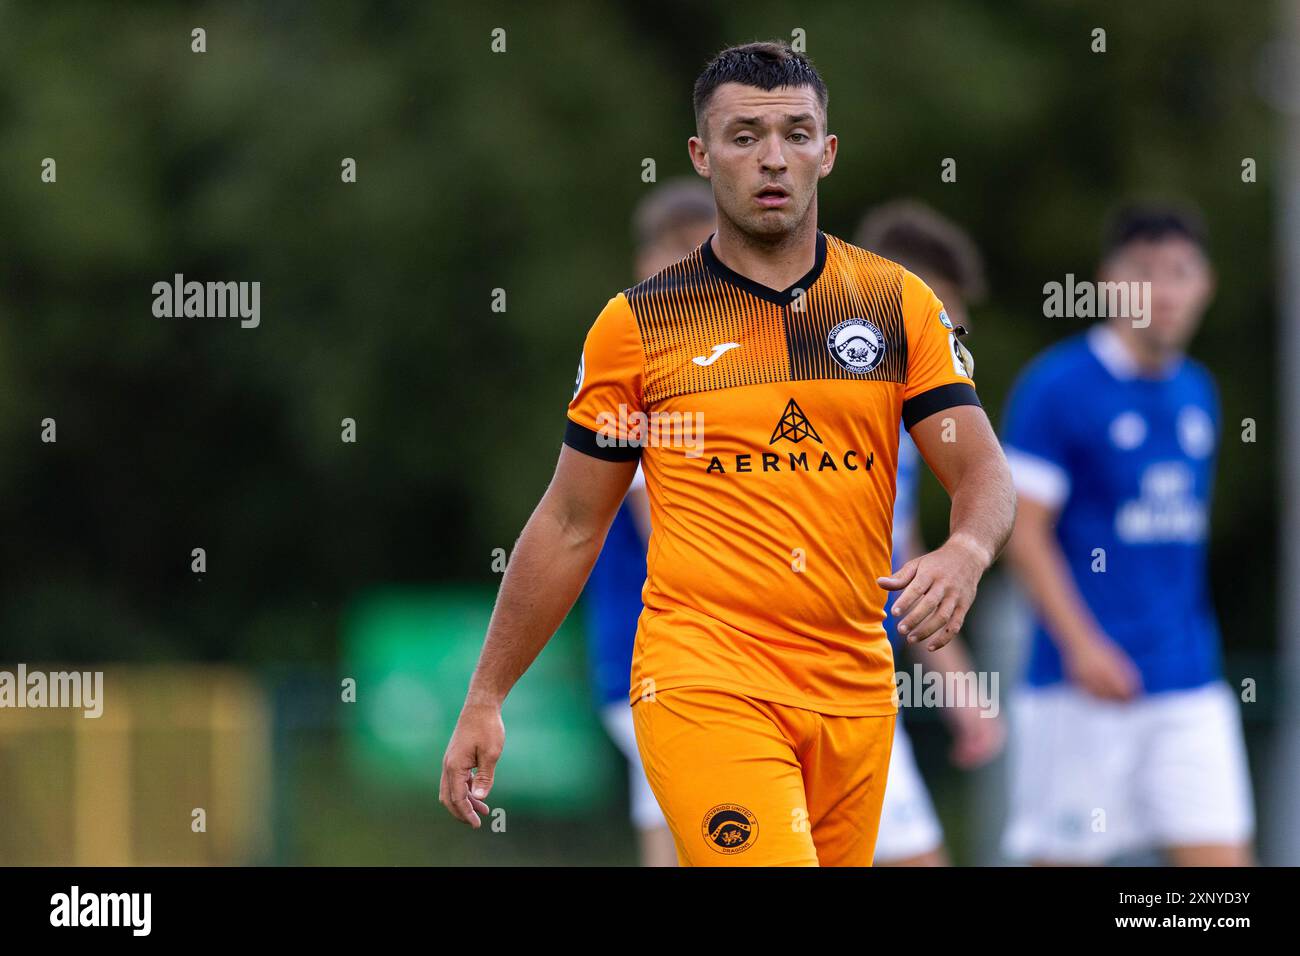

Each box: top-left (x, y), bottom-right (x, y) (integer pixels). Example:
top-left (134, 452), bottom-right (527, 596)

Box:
top-left (1101, 237), bottom-right (1215, 353)
top-left (688, 82), bottom-right (836, 240)
top-left (635, 219), bottom-right (717, 282)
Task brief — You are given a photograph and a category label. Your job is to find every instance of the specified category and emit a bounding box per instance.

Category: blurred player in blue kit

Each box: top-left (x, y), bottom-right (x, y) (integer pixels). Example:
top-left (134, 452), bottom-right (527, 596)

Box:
top-left (1000, 203), bottom-right (1255, 866)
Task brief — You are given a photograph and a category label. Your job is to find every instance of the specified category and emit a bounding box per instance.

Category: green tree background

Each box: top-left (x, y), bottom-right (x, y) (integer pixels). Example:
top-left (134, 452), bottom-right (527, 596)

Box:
top-left (0, 0), bottom-right (1278, 668)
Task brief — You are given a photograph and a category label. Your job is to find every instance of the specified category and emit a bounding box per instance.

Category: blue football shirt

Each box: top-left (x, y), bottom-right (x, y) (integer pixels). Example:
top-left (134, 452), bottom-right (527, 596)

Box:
top-left (583, 470), bottom-right (648, 705)
top-left (1001, 325), bottom-right (1223, 693)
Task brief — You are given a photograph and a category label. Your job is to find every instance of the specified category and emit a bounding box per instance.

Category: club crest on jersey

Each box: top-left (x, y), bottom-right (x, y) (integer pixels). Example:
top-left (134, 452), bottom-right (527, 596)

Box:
top-left (826, 318), bottom-right (886, 374)
top-left (938, 309), bottom-right (954, 330)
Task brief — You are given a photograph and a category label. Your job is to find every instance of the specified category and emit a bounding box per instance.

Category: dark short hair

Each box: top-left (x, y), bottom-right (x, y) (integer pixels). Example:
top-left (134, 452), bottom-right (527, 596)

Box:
top-left (693, 41), bottom-right (828, 135)
top-left (632, 178), bottom-right (716, 250)
top-left (854, 199), bottom-right (987, 302)
top-left (1101, 201), bottom-right (1209, 261)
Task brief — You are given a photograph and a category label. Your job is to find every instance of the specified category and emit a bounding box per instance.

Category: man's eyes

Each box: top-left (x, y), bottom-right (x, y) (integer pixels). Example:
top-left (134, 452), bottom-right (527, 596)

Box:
top-left (733, 132), bottom-right (811, 145)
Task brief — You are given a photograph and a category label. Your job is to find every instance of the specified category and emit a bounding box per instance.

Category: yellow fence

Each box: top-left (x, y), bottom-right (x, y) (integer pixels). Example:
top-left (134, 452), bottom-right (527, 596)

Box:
top-left (0, 664), bottom-right (271, 865)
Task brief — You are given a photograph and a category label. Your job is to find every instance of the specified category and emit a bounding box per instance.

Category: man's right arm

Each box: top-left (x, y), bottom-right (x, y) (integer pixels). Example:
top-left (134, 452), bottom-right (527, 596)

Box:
top-left (438, 445), bottom-right (638, 827)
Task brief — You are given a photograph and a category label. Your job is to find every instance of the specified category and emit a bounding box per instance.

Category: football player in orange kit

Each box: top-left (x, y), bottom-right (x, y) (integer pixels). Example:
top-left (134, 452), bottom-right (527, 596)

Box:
top-left (440, 40), bottom-right (1016, 866)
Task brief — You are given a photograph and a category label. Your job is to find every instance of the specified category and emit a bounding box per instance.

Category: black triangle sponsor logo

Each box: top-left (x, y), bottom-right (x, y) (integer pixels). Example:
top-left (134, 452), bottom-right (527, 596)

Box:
top-left (769, 398), bottom-right (823, 445)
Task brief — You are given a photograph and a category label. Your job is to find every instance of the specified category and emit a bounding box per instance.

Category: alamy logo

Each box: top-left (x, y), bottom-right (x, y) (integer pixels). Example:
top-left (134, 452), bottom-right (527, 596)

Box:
top-left (152, 274), bottom-right (260, 328)
top-left (50, 886), bottom-right (151, 936)
top-left (595, 403), bottom-right (705, 458)
top-left (893, 665), bottom-right (1000, 717)
top-left (0, 664), bottom-right (102, 718)
top-left (1042, 274), bottom-right (1150, 327)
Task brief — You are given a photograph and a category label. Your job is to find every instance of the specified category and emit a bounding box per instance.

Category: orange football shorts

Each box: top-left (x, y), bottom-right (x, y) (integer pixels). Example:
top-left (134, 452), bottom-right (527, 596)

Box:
top-left (632, 685), bottom-right (896, 866)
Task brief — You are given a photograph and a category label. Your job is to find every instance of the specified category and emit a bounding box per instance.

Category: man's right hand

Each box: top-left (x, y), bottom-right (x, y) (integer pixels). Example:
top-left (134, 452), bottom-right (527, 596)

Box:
top-left (438, 701), bottom-right (505, 827)
top-left (1062, 634), bottom-right (1141, 701)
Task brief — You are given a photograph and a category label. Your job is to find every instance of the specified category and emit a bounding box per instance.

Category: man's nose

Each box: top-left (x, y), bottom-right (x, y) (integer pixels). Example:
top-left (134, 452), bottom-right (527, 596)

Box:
top-left (759, 134), bottom-right (788, 171)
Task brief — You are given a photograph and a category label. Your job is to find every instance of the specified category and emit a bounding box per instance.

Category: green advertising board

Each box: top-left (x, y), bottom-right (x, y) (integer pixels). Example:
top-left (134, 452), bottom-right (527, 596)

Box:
top-left (342, 586), bottom-right (617, 814)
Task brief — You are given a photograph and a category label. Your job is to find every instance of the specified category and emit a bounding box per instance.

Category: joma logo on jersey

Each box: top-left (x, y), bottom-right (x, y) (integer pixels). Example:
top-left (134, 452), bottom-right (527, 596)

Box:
top-left (703, 399), bottom-right (874, 475)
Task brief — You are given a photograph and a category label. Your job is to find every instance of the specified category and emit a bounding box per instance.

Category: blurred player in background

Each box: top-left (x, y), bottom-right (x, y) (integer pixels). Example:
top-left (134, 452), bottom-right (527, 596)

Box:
top-left (854, 201), bottom-right (1006, 866)
top-left (584, 179), bottom-right (715, 867)
top-left (1000, 203), bottom-right (1255, 866)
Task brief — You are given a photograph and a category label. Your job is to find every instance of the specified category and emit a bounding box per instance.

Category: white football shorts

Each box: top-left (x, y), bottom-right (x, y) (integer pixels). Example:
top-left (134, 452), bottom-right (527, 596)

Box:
top-left (1002, 680), bottom-right (1254, 863)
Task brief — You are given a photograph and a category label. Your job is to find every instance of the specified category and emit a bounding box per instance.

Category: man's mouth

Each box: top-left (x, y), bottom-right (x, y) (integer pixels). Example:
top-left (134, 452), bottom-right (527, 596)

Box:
top-left (755, 185), bottom-right (790, 208)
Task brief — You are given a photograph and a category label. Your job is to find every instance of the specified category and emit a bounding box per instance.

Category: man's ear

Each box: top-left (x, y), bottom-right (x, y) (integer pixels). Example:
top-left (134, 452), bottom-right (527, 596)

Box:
top-left (820, 132), bottom-right (838, 178)
top-left (688, 135), bottom-right (710, 178)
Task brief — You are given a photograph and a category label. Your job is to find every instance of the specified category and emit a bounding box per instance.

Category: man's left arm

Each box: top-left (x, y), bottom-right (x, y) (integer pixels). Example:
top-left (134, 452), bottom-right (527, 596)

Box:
top-left (878, 403), bottom-right (1016, 651)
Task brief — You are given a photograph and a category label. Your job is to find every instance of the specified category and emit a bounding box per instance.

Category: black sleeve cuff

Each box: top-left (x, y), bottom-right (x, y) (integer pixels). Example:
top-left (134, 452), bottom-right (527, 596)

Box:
top-left (902, 382), bottom-right (982, 431)
top-left (562, 418), bottom-right (642, 462)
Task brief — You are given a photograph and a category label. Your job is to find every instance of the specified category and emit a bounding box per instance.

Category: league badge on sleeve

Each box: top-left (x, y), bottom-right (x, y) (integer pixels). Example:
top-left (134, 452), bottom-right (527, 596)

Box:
top-left (572, 353), bottom-right (585, 400)
top-left (949, 330), bottom-right (974, 378)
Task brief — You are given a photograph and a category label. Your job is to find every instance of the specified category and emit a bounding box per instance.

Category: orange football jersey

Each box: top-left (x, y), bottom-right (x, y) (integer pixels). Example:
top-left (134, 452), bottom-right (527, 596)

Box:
top-left (566, 231), bottom-right (979, 716)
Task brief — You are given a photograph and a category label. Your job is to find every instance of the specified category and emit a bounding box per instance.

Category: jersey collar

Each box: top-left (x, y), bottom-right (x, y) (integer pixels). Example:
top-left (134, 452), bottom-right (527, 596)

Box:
top-left (701, 230), bottom-right (827, 307)
top-left (1087, 324), bottom-right (1182, 381)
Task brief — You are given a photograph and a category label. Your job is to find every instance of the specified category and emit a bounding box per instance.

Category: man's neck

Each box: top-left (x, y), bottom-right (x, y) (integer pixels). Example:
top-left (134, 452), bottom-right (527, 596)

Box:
top-left (710, 214), bottom-right (819, 292)
top-left (1105, 320), bottom-right (1179, 377)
